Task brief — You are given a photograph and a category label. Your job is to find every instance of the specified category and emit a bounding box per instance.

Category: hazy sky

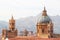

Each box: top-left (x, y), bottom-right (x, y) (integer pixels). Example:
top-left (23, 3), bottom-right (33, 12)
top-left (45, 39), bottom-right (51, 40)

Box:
top-left (0, 0), bottom-right (60, 21)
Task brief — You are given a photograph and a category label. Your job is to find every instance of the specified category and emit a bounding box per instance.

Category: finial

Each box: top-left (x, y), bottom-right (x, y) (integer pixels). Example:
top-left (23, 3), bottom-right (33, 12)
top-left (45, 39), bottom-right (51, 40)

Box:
top-left (44, 6), bottom-right (45, 10)
top-left (11, 14), bottom-right (14, 19)
top-left (42, 6), bottom-right (47, 16)
top-left (12, 16), bottom-right (13, 19)
top-left (43, 6), bottom-right (46, 12)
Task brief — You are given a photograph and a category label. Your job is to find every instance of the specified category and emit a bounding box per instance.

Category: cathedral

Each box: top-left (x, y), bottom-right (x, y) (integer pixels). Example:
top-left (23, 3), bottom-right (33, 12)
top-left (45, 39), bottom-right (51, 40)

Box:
top-left (2, 7), bottom-right (56, 40)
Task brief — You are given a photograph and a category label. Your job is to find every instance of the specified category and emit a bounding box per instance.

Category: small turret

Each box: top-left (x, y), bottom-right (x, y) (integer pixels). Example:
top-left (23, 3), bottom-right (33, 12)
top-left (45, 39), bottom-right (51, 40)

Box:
top-left (9, 16), bottom-right (15, 31)
top-left (42, 7), bottom-right (47, 16)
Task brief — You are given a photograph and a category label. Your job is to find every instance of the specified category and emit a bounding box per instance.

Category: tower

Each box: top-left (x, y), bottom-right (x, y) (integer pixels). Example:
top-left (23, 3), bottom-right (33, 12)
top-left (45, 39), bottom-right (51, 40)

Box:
top-left (9, 16), bottom-right (15, 31)
top-left (8, 16), bottom-right (17, 38)
top-left (36, 7), bottom-right (53, 38)
top-left (2, 16), bottom-right (18, 40)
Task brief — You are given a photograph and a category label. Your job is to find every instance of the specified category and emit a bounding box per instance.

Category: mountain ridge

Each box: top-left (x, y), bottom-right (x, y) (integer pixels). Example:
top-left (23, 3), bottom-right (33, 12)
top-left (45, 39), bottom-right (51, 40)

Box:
top-left (0, 14), bottom-right (60, 34)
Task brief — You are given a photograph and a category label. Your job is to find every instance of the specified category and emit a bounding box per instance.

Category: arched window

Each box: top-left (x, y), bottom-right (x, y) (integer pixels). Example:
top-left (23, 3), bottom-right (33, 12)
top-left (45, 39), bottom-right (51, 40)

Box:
top-left (10, 23), bottom-right (14, 25)
top-left (42, 29), bottom-right (44, 33)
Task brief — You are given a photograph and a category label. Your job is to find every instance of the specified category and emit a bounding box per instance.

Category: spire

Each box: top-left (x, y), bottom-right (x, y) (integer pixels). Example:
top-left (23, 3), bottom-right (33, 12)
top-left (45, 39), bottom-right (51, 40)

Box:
top-left (43, 7), bottom-right (47, 12)
top-left (9, 15), bottom-right (15, 31)
top-left (11, 16), bottom-right (14, 20)
top-left (42, 7), bottom-right (47, 16)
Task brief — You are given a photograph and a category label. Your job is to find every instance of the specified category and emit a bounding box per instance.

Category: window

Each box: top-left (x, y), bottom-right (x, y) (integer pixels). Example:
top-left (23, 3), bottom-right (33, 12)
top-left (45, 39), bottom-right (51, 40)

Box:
top-left (42, 29), bottom-right (44, 33)
top-left (12, 23), bottom-right (14, 26)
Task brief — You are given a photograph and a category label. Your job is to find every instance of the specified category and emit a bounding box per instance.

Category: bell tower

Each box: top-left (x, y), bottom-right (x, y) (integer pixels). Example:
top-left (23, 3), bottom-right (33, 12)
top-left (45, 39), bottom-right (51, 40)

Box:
top-left (36, 7), bottom-right (53, 38)
top-left (2, 16), bottom-right (18, 40)
top-left (9, 16), bottom-right (15, 31)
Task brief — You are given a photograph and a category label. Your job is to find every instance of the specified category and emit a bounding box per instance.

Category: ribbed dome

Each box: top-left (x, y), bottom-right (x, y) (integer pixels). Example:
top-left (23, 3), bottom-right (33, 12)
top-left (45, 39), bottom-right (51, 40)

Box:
top-left (39, 7), bottom-right (51, 23)
top-left (39, 16), bottom-right (51, 23)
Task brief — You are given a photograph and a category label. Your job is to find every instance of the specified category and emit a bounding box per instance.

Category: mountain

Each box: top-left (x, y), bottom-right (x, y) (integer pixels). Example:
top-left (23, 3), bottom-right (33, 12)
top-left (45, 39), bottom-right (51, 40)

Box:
top-left (0, 21), bottom-right (8, 34)
top-left (16, 14), bottom-right (60, 34)
top-left (50, 15), bottom-right (60, 34)
top-left (0, 14), bottom-right (60, 34)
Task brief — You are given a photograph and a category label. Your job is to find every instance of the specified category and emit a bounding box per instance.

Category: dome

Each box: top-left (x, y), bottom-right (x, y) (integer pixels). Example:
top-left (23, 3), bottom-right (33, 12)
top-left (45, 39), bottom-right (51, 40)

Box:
top-left (39, 7), bottom-right (51, 23)
top-left (39, 16), bottom-right (51, 23)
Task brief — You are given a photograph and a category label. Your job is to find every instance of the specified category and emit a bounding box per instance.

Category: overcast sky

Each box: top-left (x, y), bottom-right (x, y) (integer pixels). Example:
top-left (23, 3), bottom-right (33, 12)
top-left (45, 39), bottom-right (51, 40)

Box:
top-left (0, 0), bottom-right (60, 21)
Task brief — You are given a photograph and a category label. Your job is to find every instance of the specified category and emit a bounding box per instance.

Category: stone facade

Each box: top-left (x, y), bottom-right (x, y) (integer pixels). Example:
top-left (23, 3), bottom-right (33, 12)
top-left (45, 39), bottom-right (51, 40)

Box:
top-left (36, 7), bottom-right (53, 38)
top-left (2, 16), bottom-right (17, 40)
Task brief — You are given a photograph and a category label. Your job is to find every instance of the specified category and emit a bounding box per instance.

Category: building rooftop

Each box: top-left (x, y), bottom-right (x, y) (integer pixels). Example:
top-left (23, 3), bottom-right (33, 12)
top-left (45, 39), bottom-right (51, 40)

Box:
top-left (9, 36), bottom-right (60, 40)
